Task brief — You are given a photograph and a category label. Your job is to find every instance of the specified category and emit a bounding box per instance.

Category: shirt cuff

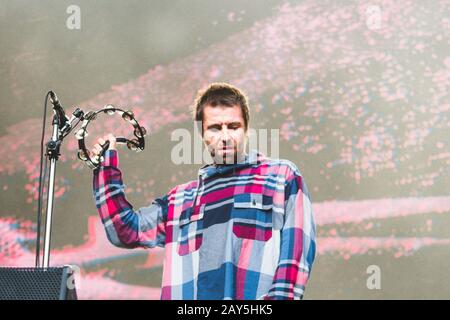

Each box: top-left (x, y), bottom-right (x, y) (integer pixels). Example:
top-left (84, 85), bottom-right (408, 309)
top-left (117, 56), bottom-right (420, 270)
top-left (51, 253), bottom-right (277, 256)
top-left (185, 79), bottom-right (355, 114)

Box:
top-left (102, 149), bottom-right (119, 168)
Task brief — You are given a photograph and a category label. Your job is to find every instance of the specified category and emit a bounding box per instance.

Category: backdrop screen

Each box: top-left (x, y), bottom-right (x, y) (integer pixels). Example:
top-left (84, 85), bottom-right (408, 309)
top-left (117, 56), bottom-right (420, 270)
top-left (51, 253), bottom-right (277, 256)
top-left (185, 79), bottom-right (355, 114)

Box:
top-left (0, 0), bottom-right (449, 299)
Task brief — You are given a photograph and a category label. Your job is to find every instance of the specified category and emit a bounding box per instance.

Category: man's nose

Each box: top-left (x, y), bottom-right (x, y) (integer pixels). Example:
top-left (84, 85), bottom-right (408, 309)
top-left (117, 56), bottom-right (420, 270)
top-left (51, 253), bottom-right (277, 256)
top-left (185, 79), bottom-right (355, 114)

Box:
top-left (220, 128), bottom-right (232, 142)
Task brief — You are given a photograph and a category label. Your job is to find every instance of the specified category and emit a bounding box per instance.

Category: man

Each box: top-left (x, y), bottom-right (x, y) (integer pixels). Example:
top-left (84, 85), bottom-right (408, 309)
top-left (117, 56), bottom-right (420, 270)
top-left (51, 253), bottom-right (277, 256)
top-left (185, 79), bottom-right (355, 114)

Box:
top-left (92, 82), bottom-right (316, 300)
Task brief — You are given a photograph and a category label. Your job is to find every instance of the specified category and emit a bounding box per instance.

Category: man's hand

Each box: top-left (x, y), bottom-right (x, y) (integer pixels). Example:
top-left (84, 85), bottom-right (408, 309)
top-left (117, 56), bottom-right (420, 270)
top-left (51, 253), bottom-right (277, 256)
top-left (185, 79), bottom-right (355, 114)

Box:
top-left (92, 133), bottom-right (117, 158)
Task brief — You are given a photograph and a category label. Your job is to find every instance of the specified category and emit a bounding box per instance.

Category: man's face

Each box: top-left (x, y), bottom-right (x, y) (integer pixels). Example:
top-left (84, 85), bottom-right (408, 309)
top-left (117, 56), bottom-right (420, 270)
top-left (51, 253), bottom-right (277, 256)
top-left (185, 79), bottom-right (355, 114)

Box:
top-left (202, 104), bottom-right (247, 165)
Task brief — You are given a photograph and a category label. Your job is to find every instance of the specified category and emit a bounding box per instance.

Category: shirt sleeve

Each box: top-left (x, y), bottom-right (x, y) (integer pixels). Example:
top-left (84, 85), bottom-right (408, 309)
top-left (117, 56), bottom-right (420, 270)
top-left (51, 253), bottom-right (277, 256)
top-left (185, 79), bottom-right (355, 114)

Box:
top-left (264, 172), bottom-right (317, 300)
top-left (92, 149), bottom-right (168, 249)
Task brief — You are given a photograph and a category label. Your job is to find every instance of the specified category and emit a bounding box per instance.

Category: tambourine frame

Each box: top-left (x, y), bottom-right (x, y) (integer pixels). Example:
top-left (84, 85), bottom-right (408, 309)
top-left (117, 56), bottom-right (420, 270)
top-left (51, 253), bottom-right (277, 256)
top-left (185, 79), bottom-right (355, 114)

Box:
top-left (75, 105), bottom-right (146, 169)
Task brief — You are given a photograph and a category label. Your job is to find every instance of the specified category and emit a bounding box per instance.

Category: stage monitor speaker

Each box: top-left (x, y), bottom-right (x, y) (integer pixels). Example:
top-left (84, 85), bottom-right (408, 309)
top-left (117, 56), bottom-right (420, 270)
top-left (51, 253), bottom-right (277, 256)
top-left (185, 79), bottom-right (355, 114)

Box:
top-left (0, 266), bottom-right (78, 300)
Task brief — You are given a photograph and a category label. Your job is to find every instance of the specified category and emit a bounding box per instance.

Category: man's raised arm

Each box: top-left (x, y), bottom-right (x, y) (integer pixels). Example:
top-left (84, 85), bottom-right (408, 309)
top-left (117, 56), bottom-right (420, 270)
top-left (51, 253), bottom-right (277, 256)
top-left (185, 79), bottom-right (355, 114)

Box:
top-left (92, 148), bottom-right (168, 249)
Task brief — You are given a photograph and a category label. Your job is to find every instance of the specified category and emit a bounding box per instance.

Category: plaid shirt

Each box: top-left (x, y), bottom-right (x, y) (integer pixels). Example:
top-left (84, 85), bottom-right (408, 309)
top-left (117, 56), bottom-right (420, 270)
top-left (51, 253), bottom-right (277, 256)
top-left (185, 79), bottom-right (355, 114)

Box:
top-left (93, 149), bottom-right (316, 300)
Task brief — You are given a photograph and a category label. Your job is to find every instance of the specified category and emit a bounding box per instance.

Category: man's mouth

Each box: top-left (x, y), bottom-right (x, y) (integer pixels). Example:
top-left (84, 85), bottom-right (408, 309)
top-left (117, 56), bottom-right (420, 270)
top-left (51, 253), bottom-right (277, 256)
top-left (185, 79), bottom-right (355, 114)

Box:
top-left (219, 146), bottom-right (234, 152)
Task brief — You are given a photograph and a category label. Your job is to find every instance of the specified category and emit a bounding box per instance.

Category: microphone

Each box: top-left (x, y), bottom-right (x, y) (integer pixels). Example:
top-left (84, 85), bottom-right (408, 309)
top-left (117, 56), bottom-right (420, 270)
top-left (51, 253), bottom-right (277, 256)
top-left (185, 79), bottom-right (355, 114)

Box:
top-left (49, 91), bottom-right (69, 129)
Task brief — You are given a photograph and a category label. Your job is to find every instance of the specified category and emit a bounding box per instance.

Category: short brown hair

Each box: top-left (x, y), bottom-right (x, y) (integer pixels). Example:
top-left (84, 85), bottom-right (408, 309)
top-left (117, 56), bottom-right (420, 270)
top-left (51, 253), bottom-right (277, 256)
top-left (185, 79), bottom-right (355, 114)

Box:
top-left (192, 82), bottom-right (250, 132)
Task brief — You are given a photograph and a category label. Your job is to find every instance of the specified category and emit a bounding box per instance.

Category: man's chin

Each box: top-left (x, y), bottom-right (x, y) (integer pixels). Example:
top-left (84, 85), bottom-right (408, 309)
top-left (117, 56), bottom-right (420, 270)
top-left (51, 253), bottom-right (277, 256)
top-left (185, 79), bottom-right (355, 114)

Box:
top-left (213, 151), bottom-right (243, 165)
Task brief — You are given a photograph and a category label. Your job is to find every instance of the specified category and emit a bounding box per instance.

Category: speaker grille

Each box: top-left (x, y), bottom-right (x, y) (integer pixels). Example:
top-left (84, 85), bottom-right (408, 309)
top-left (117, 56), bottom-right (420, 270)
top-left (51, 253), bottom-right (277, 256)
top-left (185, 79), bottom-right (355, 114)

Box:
top-left (0, 267), bottom-right (77, 300)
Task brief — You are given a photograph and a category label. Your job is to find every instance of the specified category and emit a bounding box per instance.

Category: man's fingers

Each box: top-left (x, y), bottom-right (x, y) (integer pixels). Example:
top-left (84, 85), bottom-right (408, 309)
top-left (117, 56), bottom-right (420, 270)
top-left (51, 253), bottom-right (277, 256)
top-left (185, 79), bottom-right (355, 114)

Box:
top-left (106, 134), bottom-right (116, 142)
top-left (92, 135), bottom-right (116, 157)
top-left (105, 134), bottom-right (116, 150)
top-left (92, 144), bottom-right (102, 155)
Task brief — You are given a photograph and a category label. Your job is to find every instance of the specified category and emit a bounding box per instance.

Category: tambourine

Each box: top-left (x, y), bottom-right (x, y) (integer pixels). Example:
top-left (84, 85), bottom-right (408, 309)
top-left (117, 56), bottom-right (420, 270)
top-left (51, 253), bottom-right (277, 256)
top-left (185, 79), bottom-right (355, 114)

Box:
top-left (75, 105), bottom-right (146, 169)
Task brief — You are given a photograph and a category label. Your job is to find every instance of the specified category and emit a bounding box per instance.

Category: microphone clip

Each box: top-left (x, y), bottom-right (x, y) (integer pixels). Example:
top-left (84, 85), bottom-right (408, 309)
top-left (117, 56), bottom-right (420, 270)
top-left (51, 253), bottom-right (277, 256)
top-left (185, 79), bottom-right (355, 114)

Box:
top-left (49, 91), bottom-right (70, 130)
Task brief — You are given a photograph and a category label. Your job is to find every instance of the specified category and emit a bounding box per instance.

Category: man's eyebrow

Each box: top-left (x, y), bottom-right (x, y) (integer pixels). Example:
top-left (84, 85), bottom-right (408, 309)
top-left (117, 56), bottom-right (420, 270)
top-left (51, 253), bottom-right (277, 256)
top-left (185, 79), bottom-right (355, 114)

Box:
top-left (206, 123), bottom-right (221, 129)
top-left (206, 122), bottom-right (242, 128)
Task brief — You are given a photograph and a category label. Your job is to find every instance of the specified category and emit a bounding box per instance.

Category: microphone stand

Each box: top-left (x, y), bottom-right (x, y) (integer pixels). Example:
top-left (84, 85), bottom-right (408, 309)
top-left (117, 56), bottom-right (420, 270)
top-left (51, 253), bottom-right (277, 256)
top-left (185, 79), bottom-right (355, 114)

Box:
top-left (42, 108), bottom-right (83, 268)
